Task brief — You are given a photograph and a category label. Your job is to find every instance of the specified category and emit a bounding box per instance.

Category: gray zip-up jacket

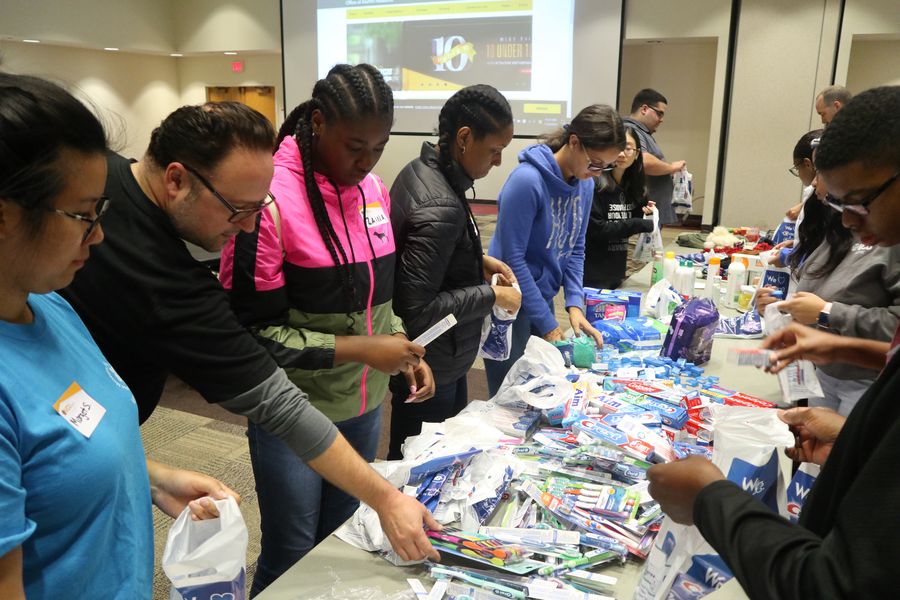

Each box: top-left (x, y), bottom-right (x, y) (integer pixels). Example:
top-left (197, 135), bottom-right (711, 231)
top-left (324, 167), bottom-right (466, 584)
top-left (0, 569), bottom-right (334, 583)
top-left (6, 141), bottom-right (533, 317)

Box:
top-left (796, 240), bottom-right (900, 380)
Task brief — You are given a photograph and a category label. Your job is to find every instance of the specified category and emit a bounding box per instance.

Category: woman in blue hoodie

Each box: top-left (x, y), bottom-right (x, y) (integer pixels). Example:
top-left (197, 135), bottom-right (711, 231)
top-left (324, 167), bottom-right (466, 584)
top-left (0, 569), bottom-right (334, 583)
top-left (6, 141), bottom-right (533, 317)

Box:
top-left (484, 104), bottom-right (626, 395)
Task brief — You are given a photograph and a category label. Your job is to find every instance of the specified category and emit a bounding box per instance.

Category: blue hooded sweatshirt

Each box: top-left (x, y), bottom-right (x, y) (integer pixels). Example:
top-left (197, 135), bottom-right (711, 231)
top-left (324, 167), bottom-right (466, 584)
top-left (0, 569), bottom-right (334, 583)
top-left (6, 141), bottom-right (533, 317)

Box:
top-left (488, 144), bottom-right (595, 335)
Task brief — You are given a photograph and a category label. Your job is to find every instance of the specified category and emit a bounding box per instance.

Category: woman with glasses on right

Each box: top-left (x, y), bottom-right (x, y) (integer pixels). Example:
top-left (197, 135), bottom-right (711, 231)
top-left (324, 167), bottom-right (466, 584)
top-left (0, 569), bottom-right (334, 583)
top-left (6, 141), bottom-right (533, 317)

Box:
top-left (583, 126), bottom-right (655, 290)
top-left (484, 104), bottom-right (625, 395)
top-left (756, 131), bottom-right (900, 416)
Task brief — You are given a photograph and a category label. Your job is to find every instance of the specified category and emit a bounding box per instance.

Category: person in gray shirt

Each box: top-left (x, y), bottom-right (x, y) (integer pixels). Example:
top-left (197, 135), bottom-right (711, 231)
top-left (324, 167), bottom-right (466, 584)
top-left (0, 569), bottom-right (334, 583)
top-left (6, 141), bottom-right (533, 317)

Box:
top-left (622, 88), bottom-right (686, 225)
top-left (758, 174), bottom-right (900, 415)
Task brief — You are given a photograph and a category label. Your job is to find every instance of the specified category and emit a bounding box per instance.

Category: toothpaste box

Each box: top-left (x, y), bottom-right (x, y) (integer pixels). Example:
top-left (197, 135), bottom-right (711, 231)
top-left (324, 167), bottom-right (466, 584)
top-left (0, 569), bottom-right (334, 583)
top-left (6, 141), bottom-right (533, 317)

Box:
top-left (590, 394), bottom-right (647, 415)
top-left (615, 416), bottom-right (676, 462)
top-left (621, 392), bottom-right (690, 429)
top-left (700, 385), bottom-right (776, 408)
top-left (572, 417), bottom-right (655, 461)
top-left (601, 411), bottom-right (662, 429)
top-left (545, 379), bottom-right (591, 426)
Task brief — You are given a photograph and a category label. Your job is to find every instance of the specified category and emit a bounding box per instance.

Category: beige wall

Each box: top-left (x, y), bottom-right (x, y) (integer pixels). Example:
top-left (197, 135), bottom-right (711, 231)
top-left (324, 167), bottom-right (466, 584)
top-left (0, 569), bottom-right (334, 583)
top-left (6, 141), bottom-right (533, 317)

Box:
top-left (845, 39), bottom-right (900, 93)
top-left (834, 0), bottom-right (900, 86)
top-left (619, 40), bottom-right (718, 217)
top-left (0, 0), bottom-right (174, 52)
top-left (622, 0), bottom-right (731, 225)
top-left (0, 40), bottom-right (179, 159)
top-left (175, 0), bottom-right (281, 53)
top-left (720, 0), bottom-right (839, 228)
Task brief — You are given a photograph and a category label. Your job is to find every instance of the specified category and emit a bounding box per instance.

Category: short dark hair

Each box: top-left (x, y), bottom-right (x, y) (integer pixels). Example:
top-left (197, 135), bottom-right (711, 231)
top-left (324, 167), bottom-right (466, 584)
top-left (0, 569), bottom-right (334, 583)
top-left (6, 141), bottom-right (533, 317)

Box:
top-left (0, 73), bottom-right (107, 231)
top-left (630, 88), bottom-right (668, 114)
top-left (815, 86), bottom-right (900, 172)
top-left (792, 129), bottom-right (823, 162)
top-left (817, 85), bottom-right (852, 106)
top-left (539, 104), bottom-right (626, 153)
top-left (146, 102), bottom-right (275, 172)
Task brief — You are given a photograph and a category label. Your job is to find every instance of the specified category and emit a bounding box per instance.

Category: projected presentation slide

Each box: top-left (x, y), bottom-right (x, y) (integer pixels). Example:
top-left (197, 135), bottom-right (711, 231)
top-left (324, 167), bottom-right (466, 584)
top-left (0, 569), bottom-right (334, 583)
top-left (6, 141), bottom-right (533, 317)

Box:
top-left (317, 0), bottom-right (575, 133)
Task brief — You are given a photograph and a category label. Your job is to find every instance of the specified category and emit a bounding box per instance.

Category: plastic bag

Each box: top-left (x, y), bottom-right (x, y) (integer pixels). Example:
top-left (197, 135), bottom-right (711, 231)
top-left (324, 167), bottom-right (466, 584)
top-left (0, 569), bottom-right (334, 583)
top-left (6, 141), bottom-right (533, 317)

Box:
top-left (672, 167), bottom-right (693, 215)
top-left (660, 298), bottom-right (719, 365)
top-left (786, 462), bottom-right (820, 523)
top-left (478, 275), bottom-right (521, 361)
top-left (763, 303), bottom-right (824, 403)
top-left (492, 336), bottom-right (574, 409)
top-left (162, 497), bottom-right (248, 600)
top-left (772, 218), bottom-right (796, 245)
top-left (635, 405), bottom-right (792, 599)
top-left (634, 207), bottom-right (663, 261)
top-left (709, 404), bottom-right (795, 516)
top-left (715, 309), bottom-right (763, 339)
top-left (644, 278), bottom-right (684, 320)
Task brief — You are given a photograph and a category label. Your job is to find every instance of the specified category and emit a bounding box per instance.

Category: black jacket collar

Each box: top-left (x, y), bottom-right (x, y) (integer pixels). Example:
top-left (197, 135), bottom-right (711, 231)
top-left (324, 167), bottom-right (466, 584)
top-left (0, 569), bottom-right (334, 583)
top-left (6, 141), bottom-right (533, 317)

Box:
top-left (420, 142), bottom-right (474, 196)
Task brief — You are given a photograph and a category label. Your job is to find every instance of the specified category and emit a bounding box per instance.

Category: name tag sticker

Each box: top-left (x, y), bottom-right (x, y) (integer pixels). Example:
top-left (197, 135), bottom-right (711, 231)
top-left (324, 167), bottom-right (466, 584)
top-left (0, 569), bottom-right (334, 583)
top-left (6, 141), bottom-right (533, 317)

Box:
top-left (53, 382), bottom-right (106, 438)
top-left (362, 202), bottom-right (388, 228)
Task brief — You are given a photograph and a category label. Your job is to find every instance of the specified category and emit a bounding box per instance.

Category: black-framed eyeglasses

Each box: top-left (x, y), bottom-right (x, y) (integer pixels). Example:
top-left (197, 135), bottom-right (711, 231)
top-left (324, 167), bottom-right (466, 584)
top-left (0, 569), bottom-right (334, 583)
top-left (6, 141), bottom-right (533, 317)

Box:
top-left (48, 196), bottom-right (110, 242)
top-left (824, 171), bottom-right (899, 216)
top-left (622, 147), bottom-right (639, 156)
top-left (788, 165), bottom-right (800, 177)
top-left (582, 146), bottom-right (615, 173)
top-left (646, 105), bottom-right (665, 119)
top-left (182, 164), bottom-right (274, 223)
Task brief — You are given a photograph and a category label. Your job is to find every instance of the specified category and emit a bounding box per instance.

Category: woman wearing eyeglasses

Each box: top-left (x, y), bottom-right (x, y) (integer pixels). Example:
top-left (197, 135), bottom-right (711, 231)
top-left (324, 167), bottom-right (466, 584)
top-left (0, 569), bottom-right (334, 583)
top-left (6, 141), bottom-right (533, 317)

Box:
top-left (583, 126), bottom-right (656, 290)
top-left (757, 132), bottom-right (900, 416)
top-left (483, 104), bottom-right (625, 395)
top-left (0, 74), bottom-right (238, 599)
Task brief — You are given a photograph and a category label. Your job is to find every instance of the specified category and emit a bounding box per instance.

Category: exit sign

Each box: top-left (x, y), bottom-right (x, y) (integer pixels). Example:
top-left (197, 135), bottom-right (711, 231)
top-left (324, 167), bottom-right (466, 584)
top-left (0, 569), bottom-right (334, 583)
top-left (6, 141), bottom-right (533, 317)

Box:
top-left (231, 61), bottom-right (244, 73)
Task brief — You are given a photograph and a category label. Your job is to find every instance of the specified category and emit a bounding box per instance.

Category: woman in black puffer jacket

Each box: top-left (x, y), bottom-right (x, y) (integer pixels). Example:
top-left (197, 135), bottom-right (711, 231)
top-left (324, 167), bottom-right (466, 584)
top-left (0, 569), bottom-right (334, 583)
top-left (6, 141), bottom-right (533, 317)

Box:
top-left (388, 85), bottom-right (521, 458)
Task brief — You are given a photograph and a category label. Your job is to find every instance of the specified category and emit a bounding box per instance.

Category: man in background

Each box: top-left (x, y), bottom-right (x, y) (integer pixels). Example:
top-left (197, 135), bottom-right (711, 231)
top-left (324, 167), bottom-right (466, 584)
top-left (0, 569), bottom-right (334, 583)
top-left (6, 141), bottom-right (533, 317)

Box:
top-left (623, 88), bottom-right (687, 226)
top-left (814, 84), bottom-right (852, 125)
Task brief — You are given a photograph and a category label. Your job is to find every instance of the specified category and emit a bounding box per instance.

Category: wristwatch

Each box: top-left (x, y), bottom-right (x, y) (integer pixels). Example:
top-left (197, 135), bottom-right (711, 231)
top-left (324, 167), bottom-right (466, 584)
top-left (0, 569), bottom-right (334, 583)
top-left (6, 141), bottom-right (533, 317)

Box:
top-left (817, 302), bottom-right (833, 328)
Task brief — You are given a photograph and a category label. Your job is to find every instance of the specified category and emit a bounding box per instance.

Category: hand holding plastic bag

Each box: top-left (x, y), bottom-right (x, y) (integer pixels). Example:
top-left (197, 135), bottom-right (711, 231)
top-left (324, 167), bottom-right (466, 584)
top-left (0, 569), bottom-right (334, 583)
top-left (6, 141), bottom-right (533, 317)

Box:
top-left (634, 206), bottom-right (663, 261)
top-left (478, 274), bottom-right (521, 361)
top-left (163, 496), bottom-right (248, 600)
top-left (763, 302), bottom-right (824, 403)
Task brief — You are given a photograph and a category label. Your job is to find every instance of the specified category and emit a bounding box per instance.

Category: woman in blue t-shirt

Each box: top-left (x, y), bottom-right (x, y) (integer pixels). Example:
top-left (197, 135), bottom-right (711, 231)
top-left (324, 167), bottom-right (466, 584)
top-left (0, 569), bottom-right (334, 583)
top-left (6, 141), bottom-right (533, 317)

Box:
top-left (0, 74), bottom-right (238, 598)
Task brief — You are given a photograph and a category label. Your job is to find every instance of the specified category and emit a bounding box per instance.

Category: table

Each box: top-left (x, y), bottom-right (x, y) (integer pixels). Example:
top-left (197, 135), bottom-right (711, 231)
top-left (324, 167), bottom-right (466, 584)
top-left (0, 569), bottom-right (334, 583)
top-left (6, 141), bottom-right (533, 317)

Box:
top-left (257, 246), bottom-right (774, 599)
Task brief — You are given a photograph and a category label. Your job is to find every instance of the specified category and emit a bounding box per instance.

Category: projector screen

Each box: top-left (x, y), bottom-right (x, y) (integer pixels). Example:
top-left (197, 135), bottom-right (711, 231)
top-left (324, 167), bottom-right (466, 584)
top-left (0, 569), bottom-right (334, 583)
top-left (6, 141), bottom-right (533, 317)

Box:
top-left (283, 0), bottom-right (622, 137)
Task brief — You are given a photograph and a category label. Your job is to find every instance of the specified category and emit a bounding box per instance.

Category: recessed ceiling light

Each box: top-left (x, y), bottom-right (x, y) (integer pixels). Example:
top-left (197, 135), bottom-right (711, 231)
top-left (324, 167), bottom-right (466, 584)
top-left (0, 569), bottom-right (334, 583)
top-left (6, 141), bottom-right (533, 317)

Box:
top-left (22, 39), bottom-right (41, 44)
top-left (170, 53), bottom-right (183, 57)
top-left (223, 51), bottom-right (238, 56)
top-left (104, 47), bottom-right (120, 51)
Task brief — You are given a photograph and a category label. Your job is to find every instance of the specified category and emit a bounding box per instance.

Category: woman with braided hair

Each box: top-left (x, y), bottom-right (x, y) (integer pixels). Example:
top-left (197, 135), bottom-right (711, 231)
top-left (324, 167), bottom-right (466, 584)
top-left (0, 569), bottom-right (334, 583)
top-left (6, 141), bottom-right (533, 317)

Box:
top-left (388, 84), bottom-right (521, 459)
top-left (220, 63), bottom-right (436, 595)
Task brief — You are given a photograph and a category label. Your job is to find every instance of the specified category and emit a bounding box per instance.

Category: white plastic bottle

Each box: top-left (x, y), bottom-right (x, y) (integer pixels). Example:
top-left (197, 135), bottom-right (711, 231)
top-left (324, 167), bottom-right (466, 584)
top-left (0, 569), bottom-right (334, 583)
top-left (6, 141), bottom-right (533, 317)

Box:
top-left (663, 251), bottom-right (677, 284)
top-left (726, 258), bottom-right (747, 308)
top-left (675, 260), bottom-right (692, 297)
top-left (705, 256), bottom-right (721, 299)
top-left (684, 260), bottom-right (696, 297)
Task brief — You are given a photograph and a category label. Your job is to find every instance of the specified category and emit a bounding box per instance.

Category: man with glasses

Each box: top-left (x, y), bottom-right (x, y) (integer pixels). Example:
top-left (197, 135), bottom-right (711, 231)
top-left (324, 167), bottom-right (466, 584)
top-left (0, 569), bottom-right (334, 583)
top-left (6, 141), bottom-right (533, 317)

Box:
top-left (61, 102), bottom-right (442, 568)
top-left (623, 88), bottom-right (686, 225)
top-left (645, 86), bottom-right (900, 598)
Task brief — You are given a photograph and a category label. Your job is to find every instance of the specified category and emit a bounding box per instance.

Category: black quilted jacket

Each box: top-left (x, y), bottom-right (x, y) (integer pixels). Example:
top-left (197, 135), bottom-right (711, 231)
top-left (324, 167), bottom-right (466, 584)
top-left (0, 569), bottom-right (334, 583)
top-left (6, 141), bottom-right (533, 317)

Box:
top-left (389, 142), bottom-right (495, 384)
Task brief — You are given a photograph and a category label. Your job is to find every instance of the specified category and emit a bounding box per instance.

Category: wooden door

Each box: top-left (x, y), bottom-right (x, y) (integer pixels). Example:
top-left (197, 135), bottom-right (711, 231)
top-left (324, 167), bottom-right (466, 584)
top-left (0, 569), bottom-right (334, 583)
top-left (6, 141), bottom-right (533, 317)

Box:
top-left (206, 86), bottom-right (277, 127)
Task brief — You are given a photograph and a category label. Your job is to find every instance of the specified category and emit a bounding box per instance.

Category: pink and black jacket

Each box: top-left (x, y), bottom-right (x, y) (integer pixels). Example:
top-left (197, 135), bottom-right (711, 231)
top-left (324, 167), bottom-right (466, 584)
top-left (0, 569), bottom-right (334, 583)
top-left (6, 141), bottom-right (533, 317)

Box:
top-left (220, 135), bottom-right (405, 423)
